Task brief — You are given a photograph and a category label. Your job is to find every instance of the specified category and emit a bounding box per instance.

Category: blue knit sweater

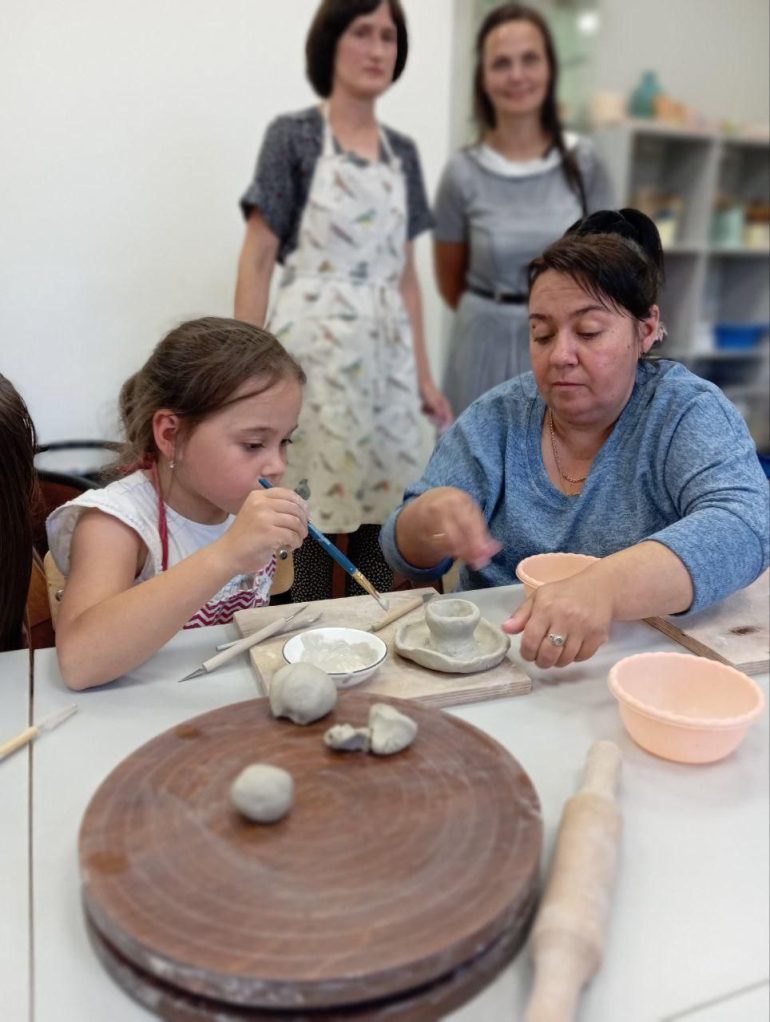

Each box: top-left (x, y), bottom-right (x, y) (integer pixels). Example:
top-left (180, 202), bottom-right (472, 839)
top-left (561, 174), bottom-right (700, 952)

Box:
top-left (380, 361), bottom-right (769, 613)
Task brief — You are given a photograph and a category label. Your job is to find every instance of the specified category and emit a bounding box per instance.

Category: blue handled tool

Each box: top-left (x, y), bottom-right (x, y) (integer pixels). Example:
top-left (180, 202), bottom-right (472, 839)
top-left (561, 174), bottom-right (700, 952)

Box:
top-left (259, 478), bottom-right (388, 610)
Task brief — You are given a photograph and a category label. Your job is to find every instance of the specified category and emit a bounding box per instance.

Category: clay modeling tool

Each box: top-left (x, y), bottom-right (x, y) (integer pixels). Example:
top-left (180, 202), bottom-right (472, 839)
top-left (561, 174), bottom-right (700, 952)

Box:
top-left (0, 705), bottom-right (78, 762)
top-left (524, 740), bottom-right (622, 1022)
top-left (177, 604), bottom-right (311, 683)
top-left (215, 609), bottom-right (323, 651)
top-left (368, 591), bottom-right (435, 632)
top-left (258, 478), bottom-right (389, 611)
top-left (643, 616), bottom-right (736, 667)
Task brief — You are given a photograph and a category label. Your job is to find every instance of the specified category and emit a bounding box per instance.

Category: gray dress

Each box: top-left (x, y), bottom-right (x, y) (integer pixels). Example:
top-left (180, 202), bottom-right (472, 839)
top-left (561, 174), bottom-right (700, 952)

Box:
top-left (434, 138), bottom-right (614, 415)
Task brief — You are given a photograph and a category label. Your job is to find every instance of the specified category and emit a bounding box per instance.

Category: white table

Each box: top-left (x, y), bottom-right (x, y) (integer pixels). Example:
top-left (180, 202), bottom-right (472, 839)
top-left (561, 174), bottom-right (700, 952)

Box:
top-left (18, 587), bottom-right (770, 1021)
top-left (0, 649), bottom-right (32, 1020)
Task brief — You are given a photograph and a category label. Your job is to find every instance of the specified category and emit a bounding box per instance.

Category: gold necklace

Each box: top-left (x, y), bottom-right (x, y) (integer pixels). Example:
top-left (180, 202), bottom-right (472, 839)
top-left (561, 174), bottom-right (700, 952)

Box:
top-left (547, 408), bottom-right (588, 486)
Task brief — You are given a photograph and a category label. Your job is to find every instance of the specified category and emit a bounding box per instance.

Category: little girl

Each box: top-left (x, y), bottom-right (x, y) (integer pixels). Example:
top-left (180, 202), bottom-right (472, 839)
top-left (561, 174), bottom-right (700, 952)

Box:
top-left (47, 317), bottom-right (309, 690)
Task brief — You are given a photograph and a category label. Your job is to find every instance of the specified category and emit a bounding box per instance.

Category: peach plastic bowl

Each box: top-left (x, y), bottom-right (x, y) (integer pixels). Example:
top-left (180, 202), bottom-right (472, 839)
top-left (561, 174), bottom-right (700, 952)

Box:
top-left (608, 652), bottom-right (765, 764)
top-left (515, 552), bottom-right (599, 597)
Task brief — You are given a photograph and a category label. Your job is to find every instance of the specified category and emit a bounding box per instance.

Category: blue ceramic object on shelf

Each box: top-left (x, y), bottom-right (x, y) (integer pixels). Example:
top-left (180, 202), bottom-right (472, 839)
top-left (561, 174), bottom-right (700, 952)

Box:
top-left (714, 324), bottom-right (768, 349)
top-left (628, 71), bottom-right (663, 118)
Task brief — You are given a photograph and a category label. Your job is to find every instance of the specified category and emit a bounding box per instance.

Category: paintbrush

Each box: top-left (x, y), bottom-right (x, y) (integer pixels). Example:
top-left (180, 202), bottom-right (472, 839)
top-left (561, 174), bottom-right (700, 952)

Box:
top-left (258, 477), bottom-right (389, 611)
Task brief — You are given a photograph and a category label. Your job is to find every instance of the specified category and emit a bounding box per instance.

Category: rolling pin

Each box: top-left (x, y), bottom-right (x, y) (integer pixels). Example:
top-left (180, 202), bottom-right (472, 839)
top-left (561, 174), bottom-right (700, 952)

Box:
top-left (524, 740), bottom-right (622, 1022)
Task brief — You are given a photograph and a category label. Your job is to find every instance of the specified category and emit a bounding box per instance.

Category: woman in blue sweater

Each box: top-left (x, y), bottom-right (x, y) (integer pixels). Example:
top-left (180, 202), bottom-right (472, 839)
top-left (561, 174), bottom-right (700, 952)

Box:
top-left (381, 209), bottom-right (769, 669)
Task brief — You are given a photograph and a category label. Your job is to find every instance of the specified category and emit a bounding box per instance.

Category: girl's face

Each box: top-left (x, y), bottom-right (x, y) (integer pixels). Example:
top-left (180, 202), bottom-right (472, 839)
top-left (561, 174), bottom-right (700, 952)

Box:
top-left (333, 2), bottom-right (399, 100)
top-left (481, 20), bottom-right (550, 121)
top-left (528, 271), bottom-right (658, 429)
top-left (161, 375), bottom-right (303, 523)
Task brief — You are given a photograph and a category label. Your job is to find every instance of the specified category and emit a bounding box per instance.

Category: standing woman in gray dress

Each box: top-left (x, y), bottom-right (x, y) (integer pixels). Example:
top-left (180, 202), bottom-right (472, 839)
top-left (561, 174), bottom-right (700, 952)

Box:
top-left (235, 0), bottom-right (451, 601)
top-left (434, 3), bottom-right (614, 416)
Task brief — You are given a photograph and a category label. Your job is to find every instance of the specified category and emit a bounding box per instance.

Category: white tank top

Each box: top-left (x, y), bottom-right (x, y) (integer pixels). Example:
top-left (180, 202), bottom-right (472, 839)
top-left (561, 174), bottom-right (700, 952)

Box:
top-left (46, 471), bottom-right (275, 627)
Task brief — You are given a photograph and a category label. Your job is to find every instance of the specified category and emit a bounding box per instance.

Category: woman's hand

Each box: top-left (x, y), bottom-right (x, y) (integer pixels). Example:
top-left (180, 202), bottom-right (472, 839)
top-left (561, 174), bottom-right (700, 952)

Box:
top-left (419, 379), bottom-right (454, 431)
top-left (502, 569), bottom-right (614, 668)
top-left (396, 487), bottom-right (500, 570)
top-left (217, 488), bottom-right (308, 574)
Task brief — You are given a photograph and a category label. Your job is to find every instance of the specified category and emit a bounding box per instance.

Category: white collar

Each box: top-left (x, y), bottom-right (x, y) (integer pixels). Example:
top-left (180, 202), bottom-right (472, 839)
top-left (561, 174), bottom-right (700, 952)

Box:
top-left (470, 131), bottom-right (580, 178)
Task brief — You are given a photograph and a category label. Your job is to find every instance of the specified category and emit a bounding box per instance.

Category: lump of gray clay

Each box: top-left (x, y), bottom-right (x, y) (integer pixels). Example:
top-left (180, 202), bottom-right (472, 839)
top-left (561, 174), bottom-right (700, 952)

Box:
top-left (269, 662), bottom-right (337, 725)
top-left (368, 703), bottom-right (418, 756)
top-left (324, 723), bottom-right (371, 752)
top-left (231, 763), bottom-right (294, 823)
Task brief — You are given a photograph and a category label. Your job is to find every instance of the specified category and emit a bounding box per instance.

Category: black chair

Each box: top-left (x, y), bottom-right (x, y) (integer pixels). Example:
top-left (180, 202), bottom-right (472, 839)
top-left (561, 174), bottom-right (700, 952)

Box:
top-left (35, 439), bottom-right (120, 484)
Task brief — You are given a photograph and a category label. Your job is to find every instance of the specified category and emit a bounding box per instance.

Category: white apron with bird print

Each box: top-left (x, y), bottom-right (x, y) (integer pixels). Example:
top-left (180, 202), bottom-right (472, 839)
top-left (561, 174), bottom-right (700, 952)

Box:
top-left (267, 110), bottom-right (421, 534)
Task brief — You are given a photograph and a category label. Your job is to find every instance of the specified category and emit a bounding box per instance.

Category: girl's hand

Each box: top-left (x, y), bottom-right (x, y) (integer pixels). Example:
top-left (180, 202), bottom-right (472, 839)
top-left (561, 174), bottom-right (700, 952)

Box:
top-left (502, 570), bottom-right (614, 668)
top-left (419, 380), bottom-right (454, 432)
top-left (398, 487), bottom-right (500, 570)
top-left (217, 488), bottom-right (308, 574)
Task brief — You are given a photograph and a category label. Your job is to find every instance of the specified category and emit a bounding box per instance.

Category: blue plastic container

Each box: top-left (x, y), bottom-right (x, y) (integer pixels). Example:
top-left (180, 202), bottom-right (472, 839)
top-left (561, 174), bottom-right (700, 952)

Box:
top-left (714, 324), bottom-right (768, 350)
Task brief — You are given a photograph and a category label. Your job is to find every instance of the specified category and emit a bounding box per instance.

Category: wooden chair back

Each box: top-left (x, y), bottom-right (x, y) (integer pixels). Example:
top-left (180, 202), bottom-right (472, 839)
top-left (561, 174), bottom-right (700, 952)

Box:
top-left (26, 551), bottom-right (56, 648)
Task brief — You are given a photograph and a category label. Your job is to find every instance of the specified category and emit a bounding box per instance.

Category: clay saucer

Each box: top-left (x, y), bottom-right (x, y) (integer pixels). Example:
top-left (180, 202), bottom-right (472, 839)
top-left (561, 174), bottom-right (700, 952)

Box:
top-left (394, 615), bottom-right (510, 674)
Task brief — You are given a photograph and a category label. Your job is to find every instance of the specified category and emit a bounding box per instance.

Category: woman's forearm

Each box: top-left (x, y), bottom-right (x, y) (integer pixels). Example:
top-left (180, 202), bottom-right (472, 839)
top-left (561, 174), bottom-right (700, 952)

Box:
top-left (433, 241), bottom-right (468, 310)
top-left (57, 545), bottom-right (236, 690)
top-left (598, 540), bottom-right (694, 620)
top-left (234, 252), bottom-right (273, 326)
top-left (234, 212), bottom-right (279, 326)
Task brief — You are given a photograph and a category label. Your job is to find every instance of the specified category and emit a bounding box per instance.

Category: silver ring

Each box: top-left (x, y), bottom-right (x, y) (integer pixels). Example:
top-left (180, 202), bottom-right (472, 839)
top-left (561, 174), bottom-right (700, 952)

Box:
top-left (278, 548), bottom-right (289, 561)
top-left (548, 633), bottom-right (566, 648)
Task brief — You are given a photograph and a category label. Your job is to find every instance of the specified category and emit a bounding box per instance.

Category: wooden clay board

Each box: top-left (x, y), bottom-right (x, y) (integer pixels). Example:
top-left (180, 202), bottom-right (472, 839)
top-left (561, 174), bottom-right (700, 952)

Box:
top-left (234, 590), bottom-right (531, 708)
top-left (672, 569), bottom-right (769, 675)
top-left (79, 694), bottom-right (542, 1012)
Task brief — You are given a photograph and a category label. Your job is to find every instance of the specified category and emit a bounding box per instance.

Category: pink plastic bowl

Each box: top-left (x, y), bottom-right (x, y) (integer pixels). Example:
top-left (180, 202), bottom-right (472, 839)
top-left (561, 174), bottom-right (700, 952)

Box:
top-left (608, 652), bottom-right (765, 764)
top-left (515, 552), bottom-right (599, 598)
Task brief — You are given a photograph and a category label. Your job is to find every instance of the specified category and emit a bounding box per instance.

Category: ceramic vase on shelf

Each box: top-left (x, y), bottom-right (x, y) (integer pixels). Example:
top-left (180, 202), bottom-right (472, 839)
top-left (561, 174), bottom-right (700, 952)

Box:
top-left (628, 71), bottom-right (663, 119)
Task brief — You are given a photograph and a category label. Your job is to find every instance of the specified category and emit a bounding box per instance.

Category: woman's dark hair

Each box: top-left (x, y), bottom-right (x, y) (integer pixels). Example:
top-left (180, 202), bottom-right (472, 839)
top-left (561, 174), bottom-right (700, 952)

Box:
top-left (528, 208), bottom-right (665, 322)
top-left (306, 0), bottom-right (408, 98)
top-left (0, 375), bottom-right (37, 651)
top-left (117, 317), bottom-right (306, 470)
top-left (473, 3), bottom-right (587, 213)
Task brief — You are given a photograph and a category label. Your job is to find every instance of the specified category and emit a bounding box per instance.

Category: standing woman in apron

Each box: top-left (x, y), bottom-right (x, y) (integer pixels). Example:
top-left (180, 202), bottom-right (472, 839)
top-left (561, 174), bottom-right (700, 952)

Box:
top-left (434, 3), bottom-right (615, 417)
top-left (235, 0), bottom-right (451, 602)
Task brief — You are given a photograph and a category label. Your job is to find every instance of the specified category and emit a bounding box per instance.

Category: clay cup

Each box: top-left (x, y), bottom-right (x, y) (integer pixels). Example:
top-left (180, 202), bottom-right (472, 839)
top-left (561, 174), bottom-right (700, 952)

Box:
top-left (425, 599), bottom-right (481, 657)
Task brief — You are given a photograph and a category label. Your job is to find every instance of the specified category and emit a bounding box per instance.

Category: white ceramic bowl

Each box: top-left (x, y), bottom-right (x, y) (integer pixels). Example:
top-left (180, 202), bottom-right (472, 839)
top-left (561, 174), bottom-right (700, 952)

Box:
top-left (282, 627), bottom-right (387, 689)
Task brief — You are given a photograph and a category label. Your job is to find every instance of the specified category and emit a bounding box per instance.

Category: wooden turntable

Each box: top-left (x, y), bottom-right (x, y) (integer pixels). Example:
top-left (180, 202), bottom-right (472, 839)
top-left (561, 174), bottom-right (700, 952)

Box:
top-left (79, 694), bottom-right (542, 1018)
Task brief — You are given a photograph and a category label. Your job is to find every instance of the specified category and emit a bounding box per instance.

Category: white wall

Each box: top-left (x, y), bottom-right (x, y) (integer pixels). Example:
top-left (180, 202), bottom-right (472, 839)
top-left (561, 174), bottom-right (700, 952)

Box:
top-left (0, 0), bottom-right (454, 442)
top-left (2, 0), bottom-right (768, 444)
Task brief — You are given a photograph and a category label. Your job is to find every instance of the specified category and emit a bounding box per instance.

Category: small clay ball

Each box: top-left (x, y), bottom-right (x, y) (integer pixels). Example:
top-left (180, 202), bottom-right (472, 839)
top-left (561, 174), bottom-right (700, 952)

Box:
top-left (231, 763), bottom-right (294, 823)
top-left (269, 662), bottom-right (338, 725)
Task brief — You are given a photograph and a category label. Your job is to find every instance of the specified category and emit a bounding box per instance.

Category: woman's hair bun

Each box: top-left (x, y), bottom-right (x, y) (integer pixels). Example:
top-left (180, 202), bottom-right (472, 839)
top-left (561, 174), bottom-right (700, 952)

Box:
top-left (565, 208), bottom-right (664, 276)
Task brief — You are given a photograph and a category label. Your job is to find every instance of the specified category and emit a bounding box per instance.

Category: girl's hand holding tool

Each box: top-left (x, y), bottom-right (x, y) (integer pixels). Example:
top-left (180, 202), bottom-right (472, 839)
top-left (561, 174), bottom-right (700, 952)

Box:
top-left (218, 487), bottom-right (309, 574)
